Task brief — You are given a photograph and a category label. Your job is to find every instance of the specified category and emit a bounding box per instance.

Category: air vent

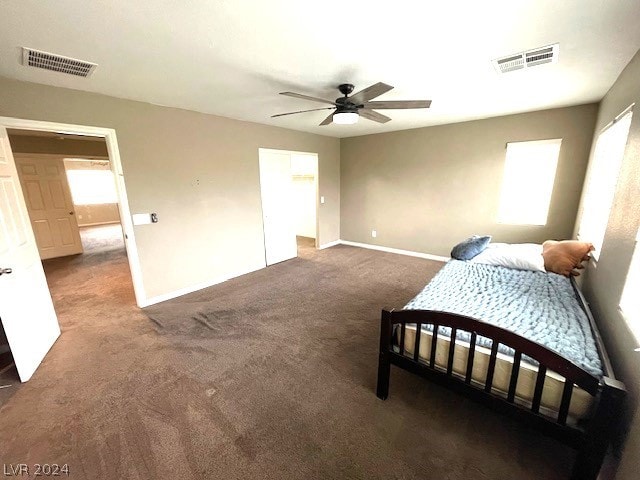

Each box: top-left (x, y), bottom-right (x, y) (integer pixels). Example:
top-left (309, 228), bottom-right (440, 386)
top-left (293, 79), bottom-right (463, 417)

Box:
top-left (22, 47), bottom-right (97, 77)
top-left (493, 43), bottom-right (559, 74)
top-left (526, 46), bottom-right (556, 67)
top-left (496, 54), bottom-right (525, 73)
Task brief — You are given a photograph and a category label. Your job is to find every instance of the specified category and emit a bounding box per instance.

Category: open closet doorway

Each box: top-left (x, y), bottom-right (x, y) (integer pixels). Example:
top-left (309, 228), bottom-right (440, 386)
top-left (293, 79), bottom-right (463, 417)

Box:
top-left (258, 148), bottom-right (319, 266)
top-left (0, 117), bottom-right (142, 388)
top-left (290, 153), bottom-right (318, 254)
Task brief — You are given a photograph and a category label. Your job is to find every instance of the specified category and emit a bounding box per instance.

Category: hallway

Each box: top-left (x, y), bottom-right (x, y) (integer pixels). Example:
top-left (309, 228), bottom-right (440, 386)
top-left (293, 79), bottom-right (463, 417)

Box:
top-left (41, 223), bottom-right (134, 323)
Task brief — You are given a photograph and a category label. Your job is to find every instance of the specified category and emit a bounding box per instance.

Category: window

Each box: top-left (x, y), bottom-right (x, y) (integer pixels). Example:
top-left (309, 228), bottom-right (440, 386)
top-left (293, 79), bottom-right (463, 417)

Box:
top-left (66, 169), bottom-right (118, 205)
top-left (620, 228), bottom-right (640, 341)
top-left (578, 108), bottom-right (633, 260)
top-left (497, 138), bottom-right (562, 225)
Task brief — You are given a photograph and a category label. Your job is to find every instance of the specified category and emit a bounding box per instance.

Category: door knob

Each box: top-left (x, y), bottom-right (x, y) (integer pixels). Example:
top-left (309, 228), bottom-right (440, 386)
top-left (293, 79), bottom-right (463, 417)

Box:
top-left (0, 267), bottom-right (12, 276)
top-left (69, 211), bottom-right (74, 215)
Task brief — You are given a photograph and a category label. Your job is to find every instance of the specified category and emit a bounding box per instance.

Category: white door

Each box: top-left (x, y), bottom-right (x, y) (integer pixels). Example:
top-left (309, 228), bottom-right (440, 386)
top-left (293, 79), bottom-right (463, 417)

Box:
top-left (259, 150), bottom-right (297, 265)
top-left (0, 127), bottom-right (60, 381)
top-left (15, 155), bottom-right (83, 259)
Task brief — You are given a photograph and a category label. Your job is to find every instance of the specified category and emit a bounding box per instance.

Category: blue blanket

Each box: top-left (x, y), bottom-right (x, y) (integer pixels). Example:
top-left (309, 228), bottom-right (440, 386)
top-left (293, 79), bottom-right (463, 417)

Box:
top-left (403, 260), bottom-right (603, 377)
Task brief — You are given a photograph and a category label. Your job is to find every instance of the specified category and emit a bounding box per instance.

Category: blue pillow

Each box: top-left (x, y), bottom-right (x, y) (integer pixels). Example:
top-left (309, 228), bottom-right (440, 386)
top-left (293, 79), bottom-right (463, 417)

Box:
top-left (450, 235), bottom-right (492, 260)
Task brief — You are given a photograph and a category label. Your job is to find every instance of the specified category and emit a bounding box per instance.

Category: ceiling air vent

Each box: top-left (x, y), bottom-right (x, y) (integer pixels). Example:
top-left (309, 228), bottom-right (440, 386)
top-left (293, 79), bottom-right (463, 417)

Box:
top-left (22, 47), bottom-right (97, 77)
top-left (493, 43), bottom-right (559, 74)
top-left (495, 54), bottom-right (525, 73)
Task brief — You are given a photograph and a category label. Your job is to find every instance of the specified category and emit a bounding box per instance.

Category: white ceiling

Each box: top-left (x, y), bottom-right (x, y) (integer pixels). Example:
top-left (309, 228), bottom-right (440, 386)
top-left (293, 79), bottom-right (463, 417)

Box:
top-left (1, 1), bottom-right (640, 138)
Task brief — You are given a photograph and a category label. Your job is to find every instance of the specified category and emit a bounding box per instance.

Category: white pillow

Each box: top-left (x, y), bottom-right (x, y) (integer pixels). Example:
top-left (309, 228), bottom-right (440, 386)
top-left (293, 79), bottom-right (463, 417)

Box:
top-left (470, 243), bottom-right (545, 272)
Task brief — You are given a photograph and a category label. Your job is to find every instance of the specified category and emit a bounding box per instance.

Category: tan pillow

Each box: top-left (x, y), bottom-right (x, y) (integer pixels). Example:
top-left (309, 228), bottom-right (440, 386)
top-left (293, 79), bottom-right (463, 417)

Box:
top-left (542, 240), bottom-right (594, 277)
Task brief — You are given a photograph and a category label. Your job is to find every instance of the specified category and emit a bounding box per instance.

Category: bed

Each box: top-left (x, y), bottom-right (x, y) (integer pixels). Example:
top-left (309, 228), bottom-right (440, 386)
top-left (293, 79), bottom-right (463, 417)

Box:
top-left (376, 257), bottom-right (626, 480)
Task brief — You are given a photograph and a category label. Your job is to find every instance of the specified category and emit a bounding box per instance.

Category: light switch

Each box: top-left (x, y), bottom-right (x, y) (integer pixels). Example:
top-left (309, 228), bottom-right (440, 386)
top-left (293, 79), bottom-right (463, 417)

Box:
top-left (320, 196), bottom-right (325, 204)
top-left (132, 213), bottom-right (153, 225)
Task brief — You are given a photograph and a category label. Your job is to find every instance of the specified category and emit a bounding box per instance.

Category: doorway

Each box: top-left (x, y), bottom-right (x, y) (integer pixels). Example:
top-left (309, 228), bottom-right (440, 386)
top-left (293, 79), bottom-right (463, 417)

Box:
top-left (63, 156), bottom-right (125, 257)
top-left (0, 116), bottom-right (143, 384)
top-left (10, 132), bottom-right (128, 261)
top-left (258, 148), bottom-right (319, 266)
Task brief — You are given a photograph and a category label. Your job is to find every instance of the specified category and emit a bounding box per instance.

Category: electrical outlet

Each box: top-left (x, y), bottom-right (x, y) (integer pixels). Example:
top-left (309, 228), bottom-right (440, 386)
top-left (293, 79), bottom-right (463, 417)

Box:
top-left (371, 229), bottom-right (377, 238)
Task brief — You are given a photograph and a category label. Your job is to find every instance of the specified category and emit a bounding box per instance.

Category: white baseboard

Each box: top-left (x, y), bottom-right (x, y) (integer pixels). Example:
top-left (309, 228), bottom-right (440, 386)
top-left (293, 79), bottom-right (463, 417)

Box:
top-left (79, 221), bottom-right (121, 227)
top-left (140, 262), bottom-right (266, 307)
top-left (140, 240), bottom-right (446, 307)
top-left (318, 239), bottom-right (341, 249)
top-left (338, 240), bottom-right (449, 262)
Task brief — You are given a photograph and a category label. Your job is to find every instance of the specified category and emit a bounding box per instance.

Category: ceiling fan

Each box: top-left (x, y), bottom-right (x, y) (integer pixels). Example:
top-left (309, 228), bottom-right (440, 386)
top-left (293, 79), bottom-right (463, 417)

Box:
top-left (272, 82), bottom-right (432, 126)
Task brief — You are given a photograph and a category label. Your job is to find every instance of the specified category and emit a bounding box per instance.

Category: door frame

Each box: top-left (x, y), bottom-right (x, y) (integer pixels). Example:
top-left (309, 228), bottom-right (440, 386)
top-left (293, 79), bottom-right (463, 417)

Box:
top-left (258, 148), bottom-right (320, 248)
top-left (0, 116), bottom-right (145, 307)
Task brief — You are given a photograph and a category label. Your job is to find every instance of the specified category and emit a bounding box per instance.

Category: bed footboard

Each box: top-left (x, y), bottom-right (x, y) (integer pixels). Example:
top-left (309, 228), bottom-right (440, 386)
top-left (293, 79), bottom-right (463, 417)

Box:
top-left (376, 308), bottom-right (626, 480)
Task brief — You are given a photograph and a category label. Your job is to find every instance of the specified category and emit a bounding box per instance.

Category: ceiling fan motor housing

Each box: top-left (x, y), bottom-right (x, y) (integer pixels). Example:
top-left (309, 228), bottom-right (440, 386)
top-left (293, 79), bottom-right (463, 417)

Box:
top-left (338, 83), bottom-right (355, 96)
top-left (334, 96), bottom-right (359, 113)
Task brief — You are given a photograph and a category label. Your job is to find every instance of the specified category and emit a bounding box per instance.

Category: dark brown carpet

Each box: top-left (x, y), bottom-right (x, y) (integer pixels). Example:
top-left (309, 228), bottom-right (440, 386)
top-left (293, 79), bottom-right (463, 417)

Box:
top-left (0, 233), bottom-right (573, 479)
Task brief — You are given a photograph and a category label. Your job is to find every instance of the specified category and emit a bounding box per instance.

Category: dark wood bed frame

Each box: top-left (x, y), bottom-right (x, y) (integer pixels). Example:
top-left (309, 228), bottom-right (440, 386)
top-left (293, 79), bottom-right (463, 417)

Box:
top-left (376, 277), bottom-right (626, 480)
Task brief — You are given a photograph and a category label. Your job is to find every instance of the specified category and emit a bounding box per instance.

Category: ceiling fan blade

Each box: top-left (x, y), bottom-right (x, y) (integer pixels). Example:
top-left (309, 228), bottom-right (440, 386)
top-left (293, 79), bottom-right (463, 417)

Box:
top-left (319, 112), bottom-right (334, 126)
top-left (272, 107), bottom-right (335, 118)
top-left (363, 100), bottom-right (432, 109)
top-left (349, 82), bottom-right (393, 104)
top-left (359, 109), bottom-right (392, 124)
top-left (280, 92), bottom-right (336, 106)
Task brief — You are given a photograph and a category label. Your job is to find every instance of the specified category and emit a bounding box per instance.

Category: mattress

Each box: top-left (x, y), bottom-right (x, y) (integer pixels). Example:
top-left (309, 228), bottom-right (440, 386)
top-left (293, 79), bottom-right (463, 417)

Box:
top-left (403, 260), bottom-right (603, 378)
top-left (398, 260), bottom-right (604, 422)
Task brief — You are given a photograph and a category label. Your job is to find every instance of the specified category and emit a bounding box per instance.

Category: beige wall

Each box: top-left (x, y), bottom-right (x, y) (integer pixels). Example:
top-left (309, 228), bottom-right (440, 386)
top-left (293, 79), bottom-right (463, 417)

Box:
top-left (340, 104), bottom-right (598, 256)
top-left (8, 134), bottom-right (109, 157)
top-left (0, 76), bottom-right (340, 300)
top-left (75, 204), bottom-right (120, 226)
top-left (576, 49), bottom-right (640, 480)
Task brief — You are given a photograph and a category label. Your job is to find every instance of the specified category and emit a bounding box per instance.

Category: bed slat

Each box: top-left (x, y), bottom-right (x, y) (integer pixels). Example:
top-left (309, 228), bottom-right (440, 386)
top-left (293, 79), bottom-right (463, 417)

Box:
top-left (507, 351), bottom-right (522, 403)
top-left (447, 327), bottom-right (457, 375)
top-left (400, 323), bottom-right (406, 355)
top-left (430, 324), bottom-right (438, 368)
top-left (558, 380), bottom-right (574, 425)
top-left (465, 332), bottom-right (477, 384)
top-left (484, 341), bottom-right (500, 393)
top-left (532, 365), bottom-right (547, 414)
top-left (414, 323), bottom-right (422, 362)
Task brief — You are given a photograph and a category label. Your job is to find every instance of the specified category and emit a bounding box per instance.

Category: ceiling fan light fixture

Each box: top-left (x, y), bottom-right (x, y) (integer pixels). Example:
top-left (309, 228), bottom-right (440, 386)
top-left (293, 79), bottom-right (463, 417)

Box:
top-left (333, 112), bottom-right (359, 125)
